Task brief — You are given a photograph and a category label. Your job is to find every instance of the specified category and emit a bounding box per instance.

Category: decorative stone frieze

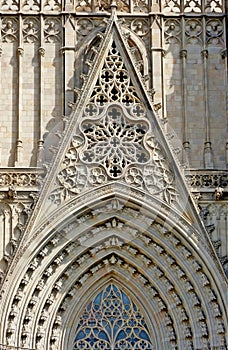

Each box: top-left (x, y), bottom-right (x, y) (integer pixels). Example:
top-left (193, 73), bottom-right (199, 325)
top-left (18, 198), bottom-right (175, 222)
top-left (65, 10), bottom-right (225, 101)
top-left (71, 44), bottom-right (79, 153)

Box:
top-left (163, 0), bottom-right (223, 13)
top-left (0, 169), bottom-right (42, 190)
top-left (0, 0), bottom-right (224, 13)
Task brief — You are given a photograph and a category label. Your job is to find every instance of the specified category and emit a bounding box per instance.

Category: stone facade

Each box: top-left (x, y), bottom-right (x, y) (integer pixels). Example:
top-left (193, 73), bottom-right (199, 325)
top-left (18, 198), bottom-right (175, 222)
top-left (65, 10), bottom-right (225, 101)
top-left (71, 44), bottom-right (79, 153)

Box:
top-left (0, 1), bottom-right (227, 349)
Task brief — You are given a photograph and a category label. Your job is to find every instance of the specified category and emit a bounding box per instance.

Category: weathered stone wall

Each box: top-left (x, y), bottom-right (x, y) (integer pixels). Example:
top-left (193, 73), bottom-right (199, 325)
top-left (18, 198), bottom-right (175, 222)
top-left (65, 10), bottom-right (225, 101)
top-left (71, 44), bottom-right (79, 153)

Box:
top-left (0, 2), bottom-right (227, 349)
top-left (0, 1), bottom-right (227, 169)
top-left (0, 0), bottom-right (227, 276)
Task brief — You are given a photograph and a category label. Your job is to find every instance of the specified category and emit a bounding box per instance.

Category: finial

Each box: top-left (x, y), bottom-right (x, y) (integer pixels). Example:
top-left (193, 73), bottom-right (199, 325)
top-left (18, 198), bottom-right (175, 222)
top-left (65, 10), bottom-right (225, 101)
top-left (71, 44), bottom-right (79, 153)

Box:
top-left (111, 0), bottom-right (117, 13)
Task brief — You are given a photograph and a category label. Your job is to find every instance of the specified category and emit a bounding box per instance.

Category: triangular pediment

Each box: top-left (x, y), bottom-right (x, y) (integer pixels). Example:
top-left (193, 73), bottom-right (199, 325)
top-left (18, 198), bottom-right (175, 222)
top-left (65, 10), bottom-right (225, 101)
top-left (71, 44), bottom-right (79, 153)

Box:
top-left (19, 14), bottom-right (216, 253)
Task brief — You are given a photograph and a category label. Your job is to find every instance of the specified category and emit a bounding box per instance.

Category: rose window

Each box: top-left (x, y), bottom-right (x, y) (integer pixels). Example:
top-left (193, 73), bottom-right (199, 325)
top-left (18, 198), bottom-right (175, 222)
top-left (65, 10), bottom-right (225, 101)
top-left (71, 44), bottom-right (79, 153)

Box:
top-left (74, 284), bottom-right (153, 349)
top-left (80, 105), bottom-right (150, 179)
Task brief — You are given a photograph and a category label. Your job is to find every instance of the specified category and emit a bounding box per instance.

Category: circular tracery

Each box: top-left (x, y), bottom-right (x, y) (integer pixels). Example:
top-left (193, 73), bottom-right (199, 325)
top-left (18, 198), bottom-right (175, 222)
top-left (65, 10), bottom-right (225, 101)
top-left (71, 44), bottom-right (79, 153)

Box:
top-left (80, 105), bottom-right (150, 179)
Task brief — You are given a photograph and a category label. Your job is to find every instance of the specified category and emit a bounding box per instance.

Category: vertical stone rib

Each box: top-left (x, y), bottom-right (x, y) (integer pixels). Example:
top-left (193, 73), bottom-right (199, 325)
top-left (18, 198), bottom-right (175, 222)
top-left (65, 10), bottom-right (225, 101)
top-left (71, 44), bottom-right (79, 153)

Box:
top-left (63, 16), bottom-right (75, 116)
top-left (223, 17), bottom-right (228, 169)
top-left (60, 15), bottom-right (64, 118)
top-left (0, 18), bottom-right (2, 165)
top-left (180, 17), bottom-right (190, 156)
top-left (161, 16), bottom-right (167, 124)
top-left (150, 16), bottom-right (163, 120)
top-left (149, 16), bottom-right (154, 103)
top-left (202, 17), bottom-right (213, 169)
top-left (15, 15), bottom-right (23, 166)
top-left (37, 15), bottom-right (45, 166)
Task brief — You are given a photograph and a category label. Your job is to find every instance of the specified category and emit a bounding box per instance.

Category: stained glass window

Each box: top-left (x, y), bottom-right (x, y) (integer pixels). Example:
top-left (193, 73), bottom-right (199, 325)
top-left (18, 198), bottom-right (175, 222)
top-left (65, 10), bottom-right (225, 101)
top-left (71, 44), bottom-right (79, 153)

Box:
top-left (74, 284), bottom-right (153, 349)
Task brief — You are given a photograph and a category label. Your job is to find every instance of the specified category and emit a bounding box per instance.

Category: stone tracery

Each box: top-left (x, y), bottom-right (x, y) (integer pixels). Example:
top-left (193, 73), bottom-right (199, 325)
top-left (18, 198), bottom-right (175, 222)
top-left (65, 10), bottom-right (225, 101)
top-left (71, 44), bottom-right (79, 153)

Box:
top-left (50, 41), bottom-right (177, 205)
top-left (0, 2), bottom-right (227, 350)
top-left (80, 105), bottom-right (150, 178)
top-left (74, 284), bottom-right (153, 350)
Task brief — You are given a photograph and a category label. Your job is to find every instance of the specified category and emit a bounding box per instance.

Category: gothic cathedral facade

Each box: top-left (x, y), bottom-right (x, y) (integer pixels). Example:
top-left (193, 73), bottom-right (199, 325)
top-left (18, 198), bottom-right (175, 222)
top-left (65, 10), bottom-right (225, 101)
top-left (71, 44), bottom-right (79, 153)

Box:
top-left (0, 1), bottom-right (227, 349)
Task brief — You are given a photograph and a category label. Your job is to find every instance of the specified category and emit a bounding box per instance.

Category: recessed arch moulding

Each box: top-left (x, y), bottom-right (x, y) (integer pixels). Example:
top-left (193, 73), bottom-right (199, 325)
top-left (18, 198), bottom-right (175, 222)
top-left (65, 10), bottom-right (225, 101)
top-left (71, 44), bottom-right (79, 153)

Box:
top-left (1, 188), bottom-right (227, 350)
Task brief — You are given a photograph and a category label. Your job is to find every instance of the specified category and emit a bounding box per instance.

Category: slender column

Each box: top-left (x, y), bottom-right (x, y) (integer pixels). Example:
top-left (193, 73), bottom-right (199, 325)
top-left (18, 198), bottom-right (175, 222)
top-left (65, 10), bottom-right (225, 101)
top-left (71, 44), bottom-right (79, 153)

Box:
top-left (129, 0), bottom-right (133, 13)
top-left (226, 142), bottom-right (228, 169)
top-left (180, 18), bottom-right (190, 157)
top-left (61, 15), bottom-right (66, 117)
top-left (0, 19), bottom-right (2, 164)
top-left (160, 16), bottom-right (167, 124)
top-left (222, 17), bottom-right (228, 169)
top-left (63, 15), bottom-right (76, 116)
top-left (180, 49), bottom-right (189, 147)
top-left (15, 15), bottom-right (24, 166)
top-left (202, 17), bottom-right (213, 169)
top-left (149, 15), bottom-right (154, 102)
top-left (202, 47), bottom-right (213, 168)
top-left (3, 208), bottom-right (11, 259)
top-left (150, 15), bottom-right (163, 118)
top-left (37, 15), bottom-right (45, 166)
top-left (151, 0), bottom-right (160, 12)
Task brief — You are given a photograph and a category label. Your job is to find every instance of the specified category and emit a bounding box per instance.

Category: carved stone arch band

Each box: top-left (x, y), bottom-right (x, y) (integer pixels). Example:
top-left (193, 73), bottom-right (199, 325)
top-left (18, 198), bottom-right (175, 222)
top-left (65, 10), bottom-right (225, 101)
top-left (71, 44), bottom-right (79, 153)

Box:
top-left (2, 192), bottom-right (227, 349)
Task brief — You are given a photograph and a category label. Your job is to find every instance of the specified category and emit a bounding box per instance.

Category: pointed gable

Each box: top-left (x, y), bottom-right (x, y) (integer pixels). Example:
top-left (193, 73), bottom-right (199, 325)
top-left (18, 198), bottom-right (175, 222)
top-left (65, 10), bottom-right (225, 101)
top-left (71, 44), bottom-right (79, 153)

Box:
top-left (48, 39), bottom-right (177, 207)
top-left (23, 14), bottom-right (212, 243)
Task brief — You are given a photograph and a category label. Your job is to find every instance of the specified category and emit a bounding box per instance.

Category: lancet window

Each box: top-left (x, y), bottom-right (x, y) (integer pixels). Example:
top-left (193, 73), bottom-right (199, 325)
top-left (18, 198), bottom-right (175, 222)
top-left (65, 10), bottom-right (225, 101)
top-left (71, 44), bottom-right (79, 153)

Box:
top-left (74, 284), bottom-right (153, 349)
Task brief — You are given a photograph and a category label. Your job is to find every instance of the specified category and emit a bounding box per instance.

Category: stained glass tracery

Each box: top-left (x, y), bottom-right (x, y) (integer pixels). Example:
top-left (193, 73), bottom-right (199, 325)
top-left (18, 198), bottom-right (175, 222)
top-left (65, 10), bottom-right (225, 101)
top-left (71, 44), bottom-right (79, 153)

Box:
top-left (74, 284), bottom-right (153, 349)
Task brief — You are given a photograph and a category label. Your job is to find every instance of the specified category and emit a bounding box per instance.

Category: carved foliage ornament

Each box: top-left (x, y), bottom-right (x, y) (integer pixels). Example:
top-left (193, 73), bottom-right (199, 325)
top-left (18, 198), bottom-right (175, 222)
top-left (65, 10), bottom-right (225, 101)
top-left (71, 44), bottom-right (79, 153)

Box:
top-left (0, 0), bottom-right (150, 12)
top-left (75, 0), bottom-right (129, 12)
top-left (0, 172), bottom-right (39, 187)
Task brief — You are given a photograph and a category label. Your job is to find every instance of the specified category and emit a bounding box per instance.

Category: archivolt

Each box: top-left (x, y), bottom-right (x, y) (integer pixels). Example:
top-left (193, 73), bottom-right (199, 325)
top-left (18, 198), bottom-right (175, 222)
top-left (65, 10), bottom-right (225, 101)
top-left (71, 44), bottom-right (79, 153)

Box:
top-left (1, 192), bottom-right (227, 349)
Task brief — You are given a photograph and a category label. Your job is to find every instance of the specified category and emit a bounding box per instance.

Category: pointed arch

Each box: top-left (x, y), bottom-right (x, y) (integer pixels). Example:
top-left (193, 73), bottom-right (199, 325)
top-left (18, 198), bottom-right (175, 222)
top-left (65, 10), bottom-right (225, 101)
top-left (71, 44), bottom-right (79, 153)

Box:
top-left (0, 10), bottom-right (227, 350)
top-left (1, 189), bottom-right (227, 349)
top-left (65, 279), bottom-right (158, 350)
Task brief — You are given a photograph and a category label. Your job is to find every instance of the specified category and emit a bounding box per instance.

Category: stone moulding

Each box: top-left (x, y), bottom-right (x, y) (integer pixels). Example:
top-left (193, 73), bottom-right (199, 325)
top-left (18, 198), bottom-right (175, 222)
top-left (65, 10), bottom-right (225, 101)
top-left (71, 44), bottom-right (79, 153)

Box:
top-left (0, 168), bottom-right (43, 191)
top-left (0, 168), bottom-right (226, 191)
top-left (1, 198), bottom-right (227, 349)
top-left (0, 0), bottom-right (225, 14)
top-left (185, 170), bottom-right (228, 191)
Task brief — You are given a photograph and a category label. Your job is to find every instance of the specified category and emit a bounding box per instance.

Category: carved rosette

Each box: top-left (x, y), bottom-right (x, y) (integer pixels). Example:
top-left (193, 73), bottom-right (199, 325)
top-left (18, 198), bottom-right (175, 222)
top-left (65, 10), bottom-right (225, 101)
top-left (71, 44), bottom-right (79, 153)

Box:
top-left (49, 40), bottom-right (177, 205)
top-left (50, 103), bottom-right (177, 205)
